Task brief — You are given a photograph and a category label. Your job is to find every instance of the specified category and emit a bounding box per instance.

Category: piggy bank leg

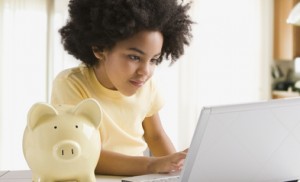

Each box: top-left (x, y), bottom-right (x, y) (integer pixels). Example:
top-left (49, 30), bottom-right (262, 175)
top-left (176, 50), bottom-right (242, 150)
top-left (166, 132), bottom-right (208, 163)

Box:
top-left (78, 173), bottom-right (96, 182)
top-left (32, 173), bottom-right (43, 182)
top-left (32, 174), bottom-right (50, 182)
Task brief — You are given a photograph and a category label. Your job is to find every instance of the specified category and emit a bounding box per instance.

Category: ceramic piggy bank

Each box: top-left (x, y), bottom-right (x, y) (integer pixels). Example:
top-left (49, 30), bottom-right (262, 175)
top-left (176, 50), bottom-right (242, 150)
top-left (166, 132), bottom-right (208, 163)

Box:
top-left (23, 98), bottom-right (102, 182)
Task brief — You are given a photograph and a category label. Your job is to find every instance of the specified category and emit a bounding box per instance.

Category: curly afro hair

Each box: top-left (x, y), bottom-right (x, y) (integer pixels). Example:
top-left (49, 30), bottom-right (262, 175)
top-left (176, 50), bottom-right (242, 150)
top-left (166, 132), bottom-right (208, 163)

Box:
top-left (59, 0), bottom-right (193, 66)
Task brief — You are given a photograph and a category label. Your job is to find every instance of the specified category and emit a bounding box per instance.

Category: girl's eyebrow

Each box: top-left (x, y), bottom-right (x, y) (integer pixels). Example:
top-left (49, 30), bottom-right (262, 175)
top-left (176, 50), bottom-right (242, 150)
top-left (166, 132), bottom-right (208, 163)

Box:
top-left (128, 47), bottom-right (161, 57)
top-left (128, 47), bottom-right (145, 55)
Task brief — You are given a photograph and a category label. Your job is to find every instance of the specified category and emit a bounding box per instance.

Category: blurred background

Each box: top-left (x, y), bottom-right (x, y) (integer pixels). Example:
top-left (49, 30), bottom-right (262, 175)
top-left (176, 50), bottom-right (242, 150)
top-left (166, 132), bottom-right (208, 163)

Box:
top-left (0, 0), bottom-right (299, 170)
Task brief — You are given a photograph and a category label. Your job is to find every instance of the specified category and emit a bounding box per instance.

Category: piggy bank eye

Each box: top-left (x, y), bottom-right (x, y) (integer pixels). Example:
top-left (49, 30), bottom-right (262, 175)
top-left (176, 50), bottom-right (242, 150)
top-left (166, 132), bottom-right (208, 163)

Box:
top-left (75, 125), bottom-right (79, 129)
top-left (54, 126), bottom-right (58, 129)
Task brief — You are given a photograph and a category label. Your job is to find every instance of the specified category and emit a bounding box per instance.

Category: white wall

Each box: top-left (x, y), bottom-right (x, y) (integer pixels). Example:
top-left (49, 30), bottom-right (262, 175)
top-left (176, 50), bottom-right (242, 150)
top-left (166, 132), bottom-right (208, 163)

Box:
top-left (176, 0), bottom-right (273, 149)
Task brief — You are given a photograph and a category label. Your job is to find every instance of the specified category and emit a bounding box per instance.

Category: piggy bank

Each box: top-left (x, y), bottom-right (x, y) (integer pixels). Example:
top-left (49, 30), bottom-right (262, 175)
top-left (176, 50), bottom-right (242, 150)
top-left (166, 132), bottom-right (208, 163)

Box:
top-left (23, 98), bottom-right (102, 182)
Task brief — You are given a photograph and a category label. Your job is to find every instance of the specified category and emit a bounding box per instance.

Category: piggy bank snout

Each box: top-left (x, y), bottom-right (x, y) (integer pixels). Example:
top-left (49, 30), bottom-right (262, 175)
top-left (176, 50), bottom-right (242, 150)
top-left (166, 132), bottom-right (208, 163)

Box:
top-left (53, 140), bottom-right (81, 161)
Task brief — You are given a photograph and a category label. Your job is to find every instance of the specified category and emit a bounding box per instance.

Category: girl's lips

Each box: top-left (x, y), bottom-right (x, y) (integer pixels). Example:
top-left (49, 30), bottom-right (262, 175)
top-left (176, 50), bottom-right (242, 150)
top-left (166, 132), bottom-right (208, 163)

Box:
top-left (129, 80), bottom-right (145, 87)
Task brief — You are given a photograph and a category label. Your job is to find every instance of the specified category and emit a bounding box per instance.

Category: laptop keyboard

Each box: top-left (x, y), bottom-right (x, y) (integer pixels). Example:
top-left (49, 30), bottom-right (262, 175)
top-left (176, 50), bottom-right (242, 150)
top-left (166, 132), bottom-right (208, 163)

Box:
top-left (121, 173), bottom-right (180, 182)
top-left (136, 175), bottom-right (180, 182)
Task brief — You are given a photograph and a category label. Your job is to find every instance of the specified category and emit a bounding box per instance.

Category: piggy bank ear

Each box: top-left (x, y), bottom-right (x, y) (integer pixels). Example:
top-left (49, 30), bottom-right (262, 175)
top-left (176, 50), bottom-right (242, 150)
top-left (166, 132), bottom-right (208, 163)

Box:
top-left (27, 103), bottom-right (58, 130)
top-left (73, 98), bottom-right (102, 128)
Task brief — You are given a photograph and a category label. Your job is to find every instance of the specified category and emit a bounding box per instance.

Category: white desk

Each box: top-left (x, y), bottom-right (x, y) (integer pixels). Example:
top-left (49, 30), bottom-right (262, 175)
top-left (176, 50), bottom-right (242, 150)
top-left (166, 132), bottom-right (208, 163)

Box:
top-left (0, 170), bottom-right (123, 182)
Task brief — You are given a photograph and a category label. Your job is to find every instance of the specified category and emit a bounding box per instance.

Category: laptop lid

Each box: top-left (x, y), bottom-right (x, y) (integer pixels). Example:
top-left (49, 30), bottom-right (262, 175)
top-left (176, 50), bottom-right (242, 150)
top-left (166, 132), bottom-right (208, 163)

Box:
top-left (180, 97), bottom-right (300, 182)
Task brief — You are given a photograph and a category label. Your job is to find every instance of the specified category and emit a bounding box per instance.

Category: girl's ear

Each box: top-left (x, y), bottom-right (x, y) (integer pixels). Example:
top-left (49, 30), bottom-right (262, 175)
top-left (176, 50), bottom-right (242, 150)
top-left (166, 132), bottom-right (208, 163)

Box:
top-left (92, 46), bottom-right (103, 59)
top-left (91, 46), bottom-right (100, 53)
top-left (92, 46), bottom-right (108, 61)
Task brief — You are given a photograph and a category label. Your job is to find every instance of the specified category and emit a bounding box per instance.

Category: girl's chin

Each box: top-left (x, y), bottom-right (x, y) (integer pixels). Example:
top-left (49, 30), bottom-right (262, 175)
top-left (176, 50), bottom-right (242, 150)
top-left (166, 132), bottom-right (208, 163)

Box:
top-left (119, 87), bottom-right (140, 96)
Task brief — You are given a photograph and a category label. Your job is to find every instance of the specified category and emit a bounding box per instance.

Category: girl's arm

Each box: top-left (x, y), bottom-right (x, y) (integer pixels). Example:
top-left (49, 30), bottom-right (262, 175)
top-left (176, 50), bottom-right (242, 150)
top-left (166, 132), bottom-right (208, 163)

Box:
top-left (142, 113), bottom-right (176, 156)
top-left (95, 113), bottom-right (187, 176)
top-left (95, 149), bottom-right (186, 176)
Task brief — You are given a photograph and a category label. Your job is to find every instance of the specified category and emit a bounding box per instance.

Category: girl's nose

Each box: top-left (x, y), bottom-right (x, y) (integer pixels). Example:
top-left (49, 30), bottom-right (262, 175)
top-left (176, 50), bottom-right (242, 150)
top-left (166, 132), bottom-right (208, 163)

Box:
top-left (137, 62), bottom-right (153, 76)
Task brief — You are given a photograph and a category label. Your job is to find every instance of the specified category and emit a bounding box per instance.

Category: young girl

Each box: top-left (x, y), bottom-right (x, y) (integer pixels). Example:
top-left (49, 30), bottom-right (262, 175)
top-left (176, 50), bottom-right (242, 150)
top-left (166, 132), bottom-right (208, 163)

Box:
top-left (51, 0), bottom-right (193, 176)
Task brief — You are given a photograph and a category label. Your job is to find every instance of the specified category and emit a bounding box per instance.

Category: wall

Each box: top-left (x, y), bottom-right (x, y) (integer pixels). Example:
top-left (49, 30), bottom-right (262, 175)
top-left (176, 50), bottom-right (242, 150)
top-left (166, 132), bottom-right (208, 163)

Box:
top-left (176, 0), bottom-right (273, 148)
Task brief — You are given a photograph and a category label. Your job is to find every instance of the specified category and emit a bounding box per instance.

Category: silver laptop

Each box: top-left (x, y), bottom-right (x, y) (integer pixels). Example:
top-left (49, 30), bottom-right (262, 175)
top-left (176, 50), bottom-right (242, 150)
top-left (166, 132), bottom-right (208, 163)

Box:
top-left (122, 98), bottom-right (300, 182)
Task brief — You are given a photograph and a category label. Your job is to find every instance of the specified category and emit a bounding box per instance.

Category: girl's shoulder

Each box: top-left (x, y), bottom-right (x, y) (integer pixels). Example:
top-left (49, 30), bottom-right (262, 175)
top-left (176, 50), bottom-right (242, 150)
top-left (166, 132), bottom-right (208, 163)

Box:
top-left (54, 64), bottom-right (90, 80)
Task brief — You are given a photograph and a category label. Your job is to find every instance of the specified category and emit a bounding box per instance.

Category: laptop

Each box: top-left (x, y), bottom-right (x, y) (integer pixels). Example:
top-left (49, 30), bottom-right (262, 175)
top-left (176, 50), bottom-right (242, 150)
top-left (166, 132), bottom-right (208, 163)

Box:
top-left (122, 97), bottom-right (300, 182)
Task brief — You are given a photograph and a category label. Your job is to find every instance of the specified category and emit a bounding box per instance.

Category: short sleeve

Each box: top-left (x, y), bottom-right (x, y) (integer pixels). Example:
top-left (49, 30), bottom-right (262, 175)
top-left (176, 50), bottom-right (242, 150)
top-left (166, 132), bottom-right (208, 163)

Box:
top-left (51, 70), bottom-right (87, 106)
top-left (146, 79), bottom-right (165, 117)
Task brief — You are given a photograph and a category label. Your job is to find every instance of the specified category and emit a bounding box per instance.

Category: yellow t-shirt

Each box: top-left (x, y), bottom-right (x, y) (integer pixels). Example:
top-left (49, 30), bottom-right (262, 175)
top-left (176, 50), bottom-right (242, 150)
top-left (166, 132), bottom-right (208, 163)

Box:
top-left (51, 65), bottom-right (164, 156)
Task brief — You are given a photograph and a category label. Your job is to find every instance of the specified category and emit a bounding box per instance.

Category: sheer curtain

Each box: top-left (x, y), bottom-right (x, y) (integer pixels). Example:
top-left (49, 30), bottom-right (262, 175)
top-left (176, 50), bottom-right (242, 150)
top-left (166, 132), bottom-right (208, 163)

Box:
top-left (47, 0), bottom-right (80, 101)
top-left (0, 0), bottom-right (80, 170)
top-left (0, 0), bottom-right (48, 170)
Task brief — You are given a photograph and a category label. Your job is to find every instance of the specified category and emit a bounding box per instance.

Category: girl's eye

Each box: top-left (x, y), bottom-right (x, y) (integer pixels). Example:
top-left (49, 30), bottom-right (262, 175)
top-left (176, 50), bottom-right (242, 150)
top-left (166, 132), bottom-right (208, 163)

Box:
top-left (128, 55), bottom-right (140, 61)
top-left (150, 58), bottom-right (160, 65)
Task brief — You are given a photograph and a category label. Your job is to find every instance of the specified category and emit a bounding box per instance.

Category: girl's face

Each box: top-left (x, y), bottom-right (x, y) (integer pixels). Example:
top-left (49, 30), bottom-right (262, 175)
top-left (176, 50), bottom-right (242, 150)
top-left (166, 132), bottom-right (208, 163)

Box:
top-left (93, 30), bottom-right (163, 96)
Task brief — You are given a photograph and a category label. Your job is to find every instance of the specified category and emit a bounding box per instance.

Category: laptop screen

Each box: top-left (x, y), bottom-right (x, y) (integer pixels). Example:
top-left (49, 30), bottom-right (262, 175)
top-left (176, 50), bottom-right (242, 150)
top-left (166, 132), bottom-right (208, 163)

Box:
top-left (181, 97), bottom-right (300, 182)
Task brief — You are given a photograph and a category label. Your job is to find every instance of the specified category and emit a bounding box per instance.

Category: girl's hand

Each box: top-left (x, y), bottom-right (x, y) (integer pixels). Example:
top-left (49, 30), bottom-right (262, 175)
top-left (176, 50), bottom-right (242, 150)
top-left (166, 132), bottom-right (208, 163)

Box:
top-left (148, 149), bottom-right (189, 174)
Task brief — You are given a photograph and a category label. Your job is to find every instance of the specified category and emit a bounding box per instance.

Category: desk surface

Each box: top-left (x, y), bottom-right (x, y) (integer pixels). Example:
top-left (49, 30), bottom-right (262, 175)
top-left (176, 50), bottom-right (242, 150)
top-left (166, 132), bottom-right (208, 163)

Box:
top-left (0, 170), bottom-right (123, 182)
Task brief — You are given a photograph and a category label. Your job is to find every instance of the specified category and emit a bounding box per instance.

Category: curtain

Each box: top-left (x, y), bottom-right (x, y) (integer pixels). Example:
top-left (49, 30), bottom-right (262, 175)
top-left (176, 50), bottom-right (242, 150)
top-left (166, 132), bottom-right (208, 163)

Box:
top-left (0, 0), bottom-right (48, 170)
top-left (47, 0), bottom-right (80, 101)
top-left (0, 0), bottom-right (80, 170)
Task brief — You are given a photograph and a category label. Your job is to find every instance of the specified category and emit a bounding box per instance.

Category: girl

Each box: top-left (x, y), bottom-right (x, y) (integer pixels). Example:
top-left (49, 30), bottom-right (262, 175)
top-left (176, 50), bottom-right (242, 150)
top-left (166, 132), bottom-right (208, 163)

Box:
top-left (51, 0), bottom-right (193, 176)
